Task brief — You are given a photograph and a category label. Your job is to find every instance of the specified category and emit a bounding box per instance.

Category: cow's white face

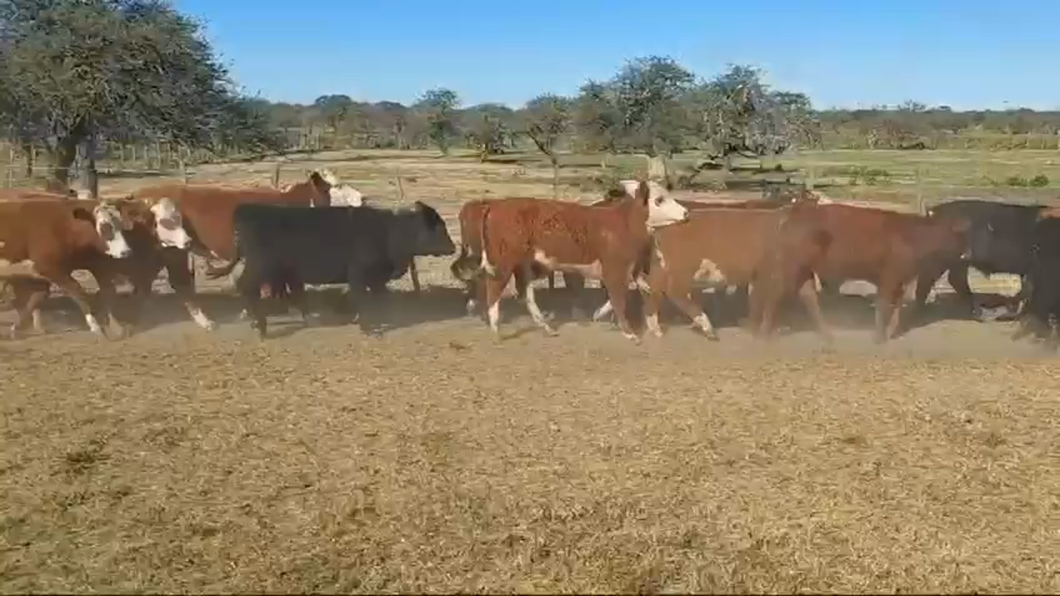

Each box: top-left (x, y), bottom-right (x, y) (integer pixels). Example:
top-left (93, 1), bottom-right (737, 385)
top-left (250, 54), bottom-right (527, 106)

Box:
top-left (329, 183), bottom-right (365, 207)
top-left (93, 203), bottom-right (133, 258)
top-left (150, 197), bottom-right (191, 249)
top-left (319, 168), bottom-right (341, 187)
top-left (621, 180), bottom-right (688, 228)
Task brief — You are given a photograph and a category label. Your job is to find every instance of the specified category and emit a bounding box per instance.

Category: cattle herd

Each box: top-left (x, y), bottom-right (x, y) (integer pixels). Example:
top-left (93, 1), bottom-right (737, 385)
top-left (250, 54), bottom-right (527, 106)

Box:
top-left (1, 168), bottom-right (1060, 350)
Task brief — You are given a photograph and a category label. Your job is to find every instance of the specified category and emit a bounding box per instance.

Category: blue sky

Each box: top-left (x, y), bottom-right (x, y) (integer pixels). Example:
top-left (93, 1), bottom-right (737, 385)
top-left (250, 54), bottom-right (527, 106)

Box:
top-left (174, 0), bottom-right (1060, 111)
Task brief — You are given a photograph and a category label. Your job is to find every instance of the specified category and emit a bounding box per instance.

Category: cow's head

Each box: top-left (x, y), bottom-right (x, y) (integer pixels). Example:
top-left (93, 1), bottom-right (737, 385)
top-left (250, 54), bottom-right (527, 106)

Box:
top-left (84, 201), bottom-right (134, 258)
top-left (408, 200), bottom-right (456, 256)
top-left (620, 179), bottom-right (689, 227)
top-left (146, 197), bottom-right (192, 249)
top-left (304, 169), bottom-right (335, 207)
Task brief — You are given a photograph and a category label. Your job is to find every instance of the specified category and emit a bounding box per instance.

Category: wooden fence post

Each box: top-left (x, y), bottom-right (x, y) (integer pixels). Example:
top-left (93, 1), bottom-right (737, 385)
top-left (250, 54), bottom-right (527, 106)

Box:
top-left (272, 161), bottom-right (282, 188)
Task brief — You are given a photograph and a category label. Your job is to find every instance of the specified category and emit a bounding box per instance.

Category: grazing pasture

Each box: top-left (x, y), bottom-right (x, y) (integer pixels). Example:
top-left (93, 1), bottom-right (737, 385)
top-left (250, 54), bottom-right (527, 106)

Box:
top-left (1, 149), bottom-right (1059, 593)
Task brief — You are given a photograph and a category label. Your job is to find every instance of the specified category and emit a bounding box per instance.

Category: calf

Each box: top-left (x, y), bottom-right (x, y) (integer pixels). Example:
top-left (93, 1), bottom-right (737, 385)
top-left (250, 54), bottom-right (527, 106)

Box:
top-left (0, 198), bottom-right (137, 338)
top-left (916, 199), bottom-right (1046, 315)
top-left (205, 201), bottom-right (456, 339)
top-left (477, 180), bottom-right (689, 340)
top-left (641, 206), bottom-right (833, 341)
top-left (809, 204), bottom-right (971, 342)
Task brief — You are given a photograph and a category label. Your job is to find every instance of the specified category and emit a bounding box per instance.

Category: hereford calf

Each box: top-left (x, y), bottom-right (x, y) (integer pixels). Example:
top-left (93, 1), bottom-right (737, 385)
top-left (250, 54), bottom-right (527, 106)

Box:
top-left (0, 198), bottom-right (137, 338)
top-left (809, 204), bottom-right (971, 342)
top-left (478, 180), bottom-right (689, 340)
top-left (641, 206), bottom-right (833, 341)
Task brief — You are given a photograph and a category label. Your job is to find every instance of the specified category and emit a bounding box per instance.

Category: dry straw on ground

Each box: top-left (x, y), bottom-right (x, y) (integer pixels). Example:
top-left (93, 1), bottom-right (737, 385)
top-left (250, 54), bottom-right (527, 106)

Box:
top-left (1, 150), bottom-right (1057, 593)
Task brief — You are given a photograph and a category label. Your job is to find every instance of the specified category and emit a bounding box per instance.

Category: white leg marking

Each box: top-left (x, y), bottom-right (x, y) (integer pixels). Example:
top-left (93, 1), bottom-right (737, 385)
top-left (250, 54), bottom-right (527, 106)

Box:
top-left (646, 313), bottom-right (663, 337)
top-left (487, 301), bottom-right (501, 334)
top-left (85, 313), bottom-right (104, 335)
top-left (190, 306), bottom-right (216, 330)
top-left (238, 308), bottom-right (250, 321)
top-left (466, 297), bottom-right (479, 315)
top-left (524, 284), bottom-right (556, 335)
top-left (31, 309), bottom-right (44, 333)
top-left (480, 250), bottom-right (496, 276)
top-left (634, 276), bottom-right (652, 293)
top-left (592, 300), bottom-right (614, 322)
top-left (693, 312), bottom-right (717, 337)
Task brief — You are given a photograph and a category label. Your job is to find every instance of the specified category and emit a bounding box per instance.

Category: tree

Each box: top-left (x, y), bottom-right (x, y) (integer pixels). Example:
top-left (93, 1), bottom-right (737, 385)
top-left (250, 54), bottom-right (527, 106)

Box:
top-left (522, 94), bottom-right (571, 165)
top-left (414, 88), bottom-right (460, 154)
top-left (572, 80), bottom-right (622, 153)
top-left (688, 64), bottom-right (819, 166)
top-left (609, 56), bottom-right (695, 157)
top-left (463, 103), bottom-right (514, 160)
top-left (313, 94), bottom-right (354, 134)
top-left (521, 94), bottom-right (571, 196)
top-left (0, 0), bottom-right (280, 186)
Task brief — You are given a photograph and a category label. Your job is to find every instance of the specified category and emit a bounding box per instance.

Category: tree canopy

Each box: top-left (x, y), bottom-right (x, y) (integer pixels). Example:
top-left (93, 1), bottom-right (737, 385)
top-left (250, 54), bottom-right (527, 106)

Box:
top-left (0, 0), bottom-right (280, 184)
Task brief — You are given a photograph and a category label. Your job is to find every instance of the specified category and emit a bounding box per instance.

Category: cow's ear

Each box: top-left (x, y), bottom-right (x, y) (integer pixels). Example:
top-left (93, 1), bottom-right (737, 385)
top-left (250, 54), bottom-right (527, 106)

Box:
top-left (636, 180), bottom-right (651, 205)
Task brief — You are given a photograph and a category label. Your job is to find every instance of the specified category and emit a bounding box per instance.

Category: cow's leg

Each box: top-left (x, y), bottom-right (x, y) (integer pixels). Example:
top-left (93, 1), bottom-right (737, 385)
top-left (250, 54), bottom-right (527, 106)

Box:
top-left (46, 272), bottom-right (106, 337)
top-left (93, 269), bottom-right (132, 339)
top-left (164, 251), bottom-right (215, 331)
top-left (9, 282), bottom-right (49, 339)
top-left (874, 276), bottom-right (906, 343)
top-left (945, 264), bottom-right (975, 316)
top-left (408, 259), bottom-right (421, 293)
top-left (913, 264), bottom-right (946, 311)
top-left (286, 276), bottom-right (315, 327)
top-left (520, 265), bottom-right (557, 336)
top-left (237, 269), bottom-right (267, 339)
top-left (601, 271), bottom-right (640, 342)
top-left (664, 276), bottom-right (719, 341)
top-left (483, 269), bottom-right (513, 337)
top-left (796, 276), bottom-right (835, 342)
top-left (642, 271), bottom-right (667, 338)
top-left (564, 272), bottom-right (588, 320)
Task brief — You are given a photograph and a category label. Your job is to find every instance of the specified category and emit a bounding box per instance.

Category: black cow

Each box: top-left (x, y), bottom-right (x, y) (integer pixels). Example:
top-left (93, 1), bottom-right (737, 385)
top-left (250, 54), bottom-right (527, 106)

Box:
top-left (915, 199), bottom-right (1046, 316)
top-left (1013, 213), bottom-right (1060, 349)
top-left (205, 201), bottom-right (456, 338)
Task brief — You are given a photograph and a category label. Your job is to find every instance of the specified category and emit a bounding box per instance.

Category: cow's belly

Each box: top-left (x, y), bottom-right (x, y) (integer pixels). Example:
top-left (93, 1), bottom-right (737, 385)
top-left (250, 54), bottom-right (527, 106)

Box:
top-left (532, 248), bottom-right (603, 279)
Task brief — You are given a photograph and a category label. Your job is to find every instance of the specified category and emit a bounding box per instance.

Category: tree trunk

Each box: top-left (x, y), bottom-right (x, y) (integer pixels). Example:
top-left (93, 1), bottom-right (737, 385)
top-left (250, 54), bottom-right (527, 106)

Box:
top-left (50, 134), bottom-right (83, 189)
top-left (21, 138), bottom-right (34, 179)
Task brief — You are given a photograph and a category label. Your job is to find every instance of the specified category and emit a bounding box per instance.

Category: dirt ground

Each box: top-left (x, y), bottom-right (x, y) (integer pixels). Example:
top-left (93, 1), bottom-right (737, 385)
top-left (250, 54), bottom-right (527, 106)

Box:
top-left (1, 151), bottom-right (1058, 593)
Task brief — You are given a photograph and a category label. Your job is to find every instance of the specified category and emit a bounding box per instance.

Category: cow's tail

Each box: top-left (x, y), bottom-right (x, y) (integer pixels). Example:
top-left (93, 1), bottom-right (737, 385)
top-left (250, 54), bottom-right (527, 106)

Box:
top-left (478, 203), bottom-right (497, 277)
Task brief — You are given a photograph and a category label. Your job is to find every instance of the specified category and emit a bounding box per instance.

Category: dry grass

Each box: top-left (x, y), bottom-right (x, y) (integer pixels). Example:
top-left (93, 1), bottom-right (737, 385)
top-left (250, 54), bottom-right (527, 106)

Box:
top-left (1, 149), bottom-right (1058, 593)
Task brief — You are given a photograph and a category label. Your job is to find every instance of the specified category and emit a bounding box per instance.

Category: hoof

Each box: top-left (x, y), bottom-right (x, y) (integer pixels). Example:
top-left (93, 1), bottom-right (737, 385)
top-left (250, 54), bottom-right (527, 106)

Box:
top-left (622, 332), bottom-right (642, 344)
top-left (705, 331), bottom-right (720, 342)
top-left (202, 320), bottom-right (218, 332)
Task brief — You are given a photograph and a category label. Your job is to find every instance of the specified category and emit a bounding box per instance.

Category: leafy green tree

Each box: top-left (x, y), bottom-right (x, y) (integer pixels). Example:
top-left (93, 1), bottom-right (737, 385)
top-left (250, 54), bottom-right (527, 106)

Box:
top-left (0, 0), bottom-right (280, 186)
top-left (572, 80), bottom-right (622, 153)
top-left (609, 56), bottom-right (695, 156)
top-left (415, 88), bottom-right (461, 154)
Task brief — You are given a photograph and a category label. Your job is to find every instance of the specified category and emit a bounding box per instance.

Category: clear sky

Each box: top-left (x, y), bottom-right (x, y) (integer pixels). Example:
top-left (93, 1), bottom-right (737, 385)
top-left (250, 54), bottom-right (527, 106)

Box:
top-left (173, 0), bottom-right (1060, 111)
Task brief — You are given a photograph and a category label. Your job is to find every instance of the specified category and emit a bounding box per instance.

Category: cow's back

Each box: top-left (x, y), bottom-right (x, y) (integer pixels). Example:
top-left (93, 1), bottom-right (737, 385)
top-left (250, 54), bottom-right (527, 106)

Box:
top-left (653, 208), bottom-right (789, 282)
top-left (136, 184), bottom-right (309, 259)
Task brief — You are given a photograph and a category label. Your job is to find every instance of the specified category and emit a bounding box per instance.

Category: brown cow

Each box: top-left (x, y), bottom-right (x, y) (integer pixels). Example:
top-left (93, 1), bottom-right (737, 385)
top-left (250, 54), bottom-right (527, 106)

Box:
top-left (0, 197), bottom-right (138, 338)
top-left (640, 206), bottom-right (834, 341)
top-left (477, 180), bottom-right (689, 340)
top-left (801, 203), bottom-right (971, 342)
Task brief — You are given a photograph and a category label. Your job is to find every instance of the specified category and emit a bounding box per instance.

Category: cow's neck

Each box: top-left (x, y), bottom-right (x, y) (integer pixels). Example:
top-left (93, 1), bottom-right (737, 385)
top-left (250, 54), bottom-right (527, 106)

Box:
top-left (614, 197), bottom-right (650, 242)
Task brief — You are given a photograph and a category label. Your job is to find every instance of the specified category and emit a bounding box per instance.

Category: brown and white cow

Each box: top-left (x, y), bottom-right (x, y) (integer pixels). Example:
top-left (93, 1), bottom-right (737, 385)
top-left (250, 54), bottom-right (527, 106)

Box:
top-left (586, 186), bottom-right (830, 324)
top-left (0, 197), bottom-right (138, 338)
top-left (477, 180), bottom-right (689, 340)
top-left (640, 205), bottom-right (834, 341)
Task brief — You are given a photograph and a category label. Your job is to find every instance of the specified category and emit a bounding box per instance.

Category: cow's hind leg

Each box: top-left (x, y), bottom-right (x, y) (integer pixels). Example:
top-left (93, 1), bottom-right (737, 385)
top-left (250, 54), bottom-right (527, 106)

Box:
top-left (521, 265), bottom-right (557, 336)
top-left (945, 264), bottom-right (976, 317)
top-left (601, 271), bottom-right (641, 342)
top-left (9, 281), bottom-right (49, 339)
top-left (664, 276), bottom-right (719, 341)
top-left (237, 270), bottom-right (267, 339)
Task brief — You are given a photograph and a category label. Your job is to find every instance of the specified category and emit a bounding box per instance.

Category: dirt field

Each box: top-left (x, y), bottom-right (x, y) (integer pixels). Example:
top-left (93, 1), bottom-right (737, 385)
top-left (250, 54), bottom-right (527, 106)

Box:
top-left (2, 151), bottom-right (1059, 593)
